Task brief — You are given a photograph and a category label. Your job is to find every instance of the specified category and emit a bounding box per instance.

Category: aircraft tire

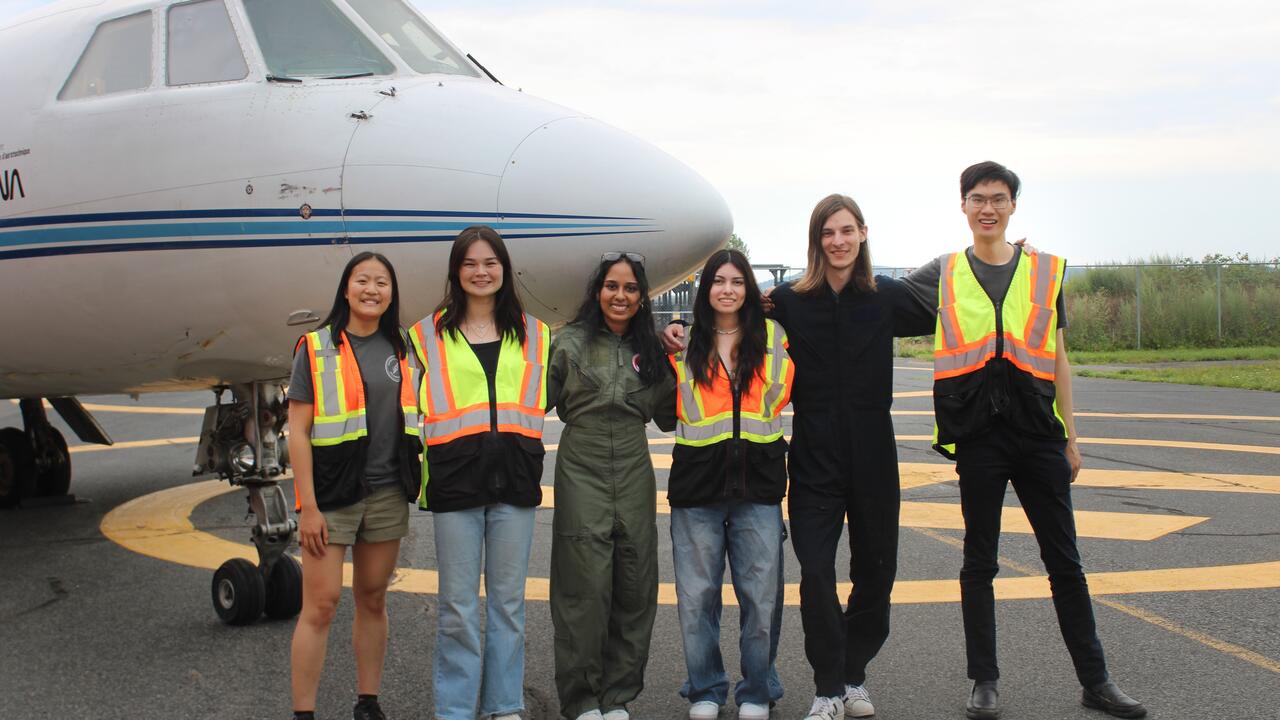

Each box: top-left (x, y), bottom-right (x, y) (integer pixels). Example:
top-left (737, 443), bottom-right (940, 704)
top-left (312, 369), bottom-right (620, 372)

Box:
top-left (212, 558), bottom-right (266, 626)
top-left (264, 554), bottom-right (303, 620)
top-left (37, 428), bottom-right (71, 497)
top-left (0, 427), bottom-right (35, 508)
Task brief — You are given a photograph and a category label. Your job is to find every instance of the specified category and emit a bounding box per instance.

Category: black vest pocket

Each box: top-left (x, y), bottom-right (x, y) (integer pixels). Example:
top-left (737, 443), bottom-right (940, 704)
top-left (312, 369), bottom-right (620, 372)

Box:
top-left (311, 440), bottom-right (368, 511)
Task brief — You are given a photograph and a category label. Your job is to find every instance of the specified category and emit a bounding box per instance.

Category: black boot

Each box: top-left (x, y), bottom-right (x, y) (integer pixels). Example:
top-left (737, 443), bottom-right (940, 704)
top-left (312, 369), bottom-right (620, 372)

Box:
top-left (1082, 680), bottom-right (1146, 718)
top-left (353, 695), bottom-right (387, 720)
top-left (965, 680), bottom-right (999, 720)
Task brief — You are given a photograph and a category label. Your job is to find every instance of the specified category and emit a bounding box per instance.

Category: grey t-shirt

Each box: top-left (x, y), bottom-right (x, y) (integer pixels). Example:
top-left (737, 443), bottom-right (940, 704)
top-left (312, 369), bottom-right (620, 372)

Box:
top-left (289, 330), bottom-right (402, 486)
top-left (900, 245), bottom-right (1067, 328)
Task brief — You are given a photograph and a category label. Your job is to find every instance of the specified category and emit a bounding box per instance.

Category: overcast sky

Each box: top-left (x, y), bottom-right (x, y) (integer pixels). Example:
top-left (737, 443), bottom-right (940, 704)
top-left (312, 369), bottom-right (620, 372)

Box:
top-left (6, 0), bottom-right (1278, 267)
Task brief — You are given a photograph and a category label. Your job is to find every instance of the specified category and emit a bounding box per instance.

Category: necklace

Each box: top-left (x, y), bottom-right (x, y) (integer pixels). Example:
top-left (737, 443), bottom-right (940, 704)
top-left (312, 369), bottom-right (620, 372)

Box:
top-left (715, 326), bottom-right (740, 335)
top-left (465, 318), bottom-right (493, 335)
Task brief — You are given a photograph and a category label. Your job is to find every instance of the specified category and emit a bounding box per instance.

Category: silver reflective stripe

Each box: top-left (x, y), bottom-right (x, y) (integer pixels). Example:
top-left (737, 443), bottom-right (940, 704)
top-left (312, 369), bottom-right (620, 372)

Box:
top-left (1025, 304), bottom-right (1053, 350)
top-left (523, 314), bottom-right (539, 364)
top-left (768, 323), bottom-right (782, 385)
top-left (521, 370), bottom-right (542, 409)
top-left (403, 411), bottom-right (421, 431)
top-left (423, 407), bottom-right (490, 442)
top-left (312, 414), bottom-right (365, 441)
top-left (763, 380), bottom-right (785, 412)
top-left (934, 336), bottom-right (998, 374)
top-left (1031, 254), bottom-right (1054, 308)
top-left (937, 264), bottom-right (963, 348)
top-left (497, 408), bottom-right (544, 435)
top-left (676, 415), bottom-right (782, 443)
top-left (419, 320), bottom-right (450, 412)
top-left (1006, 343), bottom-right (1057, 377)
top-left (312, 328), bottom-right (344, 418)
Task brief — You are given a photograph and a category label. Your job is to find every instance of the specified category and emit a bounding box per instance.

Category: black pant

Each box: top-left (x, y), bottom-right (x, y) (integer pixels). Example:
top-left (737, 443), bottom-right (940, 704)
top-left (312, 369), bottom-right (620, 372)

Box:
top-left (956, 426), bottom-right (1109, 687)
top-left (788, 450), bottom-right (900, 696)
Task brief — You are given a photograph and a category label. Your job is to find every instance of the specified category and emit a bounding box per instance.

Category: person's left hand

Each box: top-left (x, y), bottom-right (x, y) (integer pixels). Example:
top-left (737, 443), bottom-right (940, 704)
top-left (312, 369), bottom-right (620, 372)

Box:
top-left (1065, 439), bottom-right (1082, 482)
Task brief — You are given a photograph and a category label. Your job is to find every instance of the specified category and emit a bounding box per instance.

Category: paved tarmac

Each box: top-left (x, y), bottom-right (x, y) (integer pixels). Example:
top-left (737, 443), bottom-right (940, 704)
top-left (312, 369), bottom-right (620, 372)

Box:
top-left (1, 360), bottom-right (1278, 720)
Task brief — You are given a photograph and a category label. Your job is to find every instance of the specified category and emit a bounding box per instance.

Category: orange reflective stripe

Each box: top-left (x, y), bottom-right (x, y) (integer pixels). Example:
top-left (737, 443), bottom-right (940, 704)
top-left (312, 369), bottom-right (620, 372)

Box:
top-left (337, 333), bottom-right (364, 412)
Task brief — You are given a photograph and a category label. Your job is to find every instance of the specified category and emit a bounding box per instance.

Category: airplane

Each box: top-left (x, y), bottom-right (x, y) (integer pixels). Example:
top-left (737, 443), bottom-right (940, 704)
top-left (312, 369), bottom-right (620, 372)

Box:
top-left (0, 0), bottom-right (731, 624)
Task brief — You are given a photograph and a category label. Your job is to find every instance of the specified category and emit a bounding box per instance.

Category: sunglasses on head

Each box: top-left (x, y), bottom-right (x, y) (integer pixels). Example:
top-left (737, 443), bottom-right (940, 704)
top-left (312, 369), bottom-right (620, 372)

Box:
top-left (601, 251), bottom-right (645, 265)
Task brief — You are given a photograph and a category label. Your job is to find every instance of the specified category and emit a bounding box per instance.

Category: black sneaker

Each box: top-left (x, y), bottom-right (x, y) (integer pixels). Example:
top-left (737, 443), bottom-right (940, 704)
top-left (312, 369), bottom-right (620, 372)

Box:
top-left (353, 697), bottom-right (387, 720)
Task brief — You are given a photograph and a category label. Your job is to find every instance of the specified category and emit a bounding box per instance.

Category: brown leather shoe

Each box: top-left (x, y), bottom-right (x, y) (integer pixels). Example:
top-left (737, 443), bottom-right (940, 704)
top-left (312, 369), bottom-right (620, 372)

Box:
top-left (1082, 680), bottom-right (1147, 718)
top-left (965, 681), bottom-right (999, 720)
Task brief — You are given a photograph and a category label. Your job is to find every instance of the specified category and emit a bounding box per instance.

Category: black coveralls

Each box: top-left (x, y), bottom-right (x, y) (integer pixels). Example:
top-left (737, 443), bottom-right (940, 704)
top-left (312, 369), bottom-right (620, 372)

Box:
top-left (769, 277), bottom-right (933, 696)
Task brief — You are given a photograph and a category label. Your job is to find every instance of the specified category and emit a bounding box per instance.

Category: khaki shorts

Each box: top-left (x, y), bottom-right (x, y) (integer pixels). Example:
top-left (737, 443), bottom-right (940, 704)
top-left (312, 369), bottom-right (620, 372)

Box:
top-left (321, 485), bottom-right (409, 545)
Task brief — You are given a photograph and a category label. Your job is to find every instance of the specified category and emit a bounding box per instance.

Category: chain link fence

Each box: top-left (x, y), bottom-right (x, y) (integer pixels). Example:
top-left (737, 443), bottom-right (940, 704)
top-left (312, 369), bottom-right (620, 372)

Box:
top-left (652, 262), bottom-right (1280, 351)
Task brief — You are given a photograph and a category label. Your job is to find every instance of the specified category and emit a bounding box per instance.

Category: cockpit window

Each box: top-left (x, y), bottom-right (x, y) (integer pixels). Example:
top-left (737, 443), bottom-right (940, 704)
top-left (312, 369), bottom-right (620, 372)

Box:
top-left (59, 11), bottom-right (153, 100)
top-left (346, 0), bottom-right (479, 77)
top-left (242, 0), bottom-right (395, 78)
top-left (167, 0), bottom-right (248, 86)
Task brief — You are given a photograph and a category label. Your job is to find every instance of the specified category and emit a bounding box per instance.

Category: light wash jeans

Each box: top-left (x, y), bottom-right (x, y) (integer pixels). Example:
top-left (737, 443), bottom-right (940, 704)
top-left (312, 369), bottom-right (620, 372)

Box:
top-left (433, 503), bottom-right (537, 720)
top-left (671, 501), bottom-right (785, 706)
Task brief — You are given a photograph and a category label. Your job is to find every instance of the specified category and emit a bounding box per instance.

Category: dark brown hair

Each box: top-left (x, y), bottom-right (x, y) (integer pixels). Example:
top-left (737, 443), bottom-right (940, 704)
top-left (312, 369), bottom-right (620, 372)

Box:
top-left (433, 225), bottom-right (527, 345)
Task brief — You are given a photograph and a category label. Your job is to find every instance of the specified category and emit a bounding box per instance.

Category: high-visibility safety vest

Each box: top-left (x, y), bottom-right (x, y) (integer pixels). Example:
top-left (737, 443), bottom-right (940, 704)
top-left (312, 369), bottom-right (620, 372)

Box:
top-left (932, 250), bottom-right (1066, 457)
top-left (672, 319), bottom-right (794, 447)
top-left (408, 311), bottom-right (550, 447)
top-left (296, 326), bottom-right (422, 447)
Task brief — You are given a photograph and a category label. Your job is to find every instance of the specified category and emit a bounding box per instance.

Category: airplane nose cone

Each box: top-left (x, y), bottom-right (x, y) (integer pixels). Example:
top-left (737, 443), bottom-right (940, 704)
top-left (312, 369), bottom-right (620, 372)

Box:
top-left (498, 117), bottom-right (731, 316)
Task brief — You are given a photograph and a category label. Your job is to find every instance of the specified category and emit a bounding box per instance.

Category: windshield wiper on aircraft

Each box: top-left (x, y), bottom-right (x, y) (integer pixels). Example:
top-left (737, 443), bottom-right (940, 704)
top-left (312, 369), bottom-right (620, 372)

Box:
top-left (265, 74), bottom-right (302, 83)
top-left (467, 54), bottom-right (502, 85)
top-left (323, 72), bottom-right (375, 79)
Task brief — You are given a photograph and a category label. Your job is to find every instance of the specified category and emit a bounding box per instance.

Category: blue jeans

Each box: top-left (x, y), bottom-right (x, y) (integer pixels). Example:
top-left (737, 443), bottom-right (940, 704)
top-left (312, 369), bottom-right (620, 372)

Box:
top-left (433, 503), bottom-right (537, 720)
top-left (671, 501), bottom-right (785, 706)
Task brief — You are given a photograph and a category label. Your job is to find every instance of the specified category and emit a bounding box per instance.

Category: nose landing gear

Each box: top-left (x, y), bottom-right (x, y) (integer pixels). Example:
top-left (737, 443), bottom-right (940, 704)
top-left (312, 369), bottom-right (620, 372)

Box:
top-left (195, 381), bottom-right (302, 625)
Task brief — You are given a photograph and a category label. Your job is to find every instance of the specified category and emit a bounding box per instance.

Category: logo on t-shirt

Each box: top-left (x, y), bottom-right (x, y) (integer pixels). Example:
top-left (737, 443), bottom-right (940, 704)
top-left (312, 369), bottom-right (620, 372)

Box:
top-left (385, 355), bottom-right (401, 383)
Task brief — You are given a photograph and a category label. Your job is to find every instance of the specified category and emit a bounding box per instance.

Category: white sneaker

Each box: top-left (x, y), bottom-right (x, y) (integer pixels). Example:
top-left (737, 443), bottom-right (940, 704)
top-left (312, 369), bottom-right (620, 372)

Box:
top-left (493, 715), bottom-right (521, 720)
top-left (737, 701), bottom-right (769, 720)
top-left (575, 711), bottom-right (603, 720)
top-left (842, 685), bottom-right (874, 718)
top-left (602, 709), bottom-right (629, 720)
top-left (803, 696), bottom-right (844, 720)
top-left (689, 701), bottom-right (721, 720)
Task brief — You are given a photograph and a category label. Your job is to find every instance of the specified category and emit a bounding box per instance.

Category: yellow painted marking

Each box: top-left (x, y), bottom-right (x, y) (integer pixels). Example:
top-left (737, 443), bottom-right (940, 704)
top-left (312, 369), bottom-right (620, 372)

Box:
top-left (8, 399), bottom-right (204, 415)
top-left (893, 390), bottom-right (933, 398)
top-left (69, 437), bottom-right (200, 453)
top-left (913, 527), bottom-right (1280, 675)
top-left (556, 484), bottom-right (1203, 540)
top-left (99, 480), bottom-right (1280, 609)
top-left (891, 434), bottom-right (1280, 456)
top-left (786, 408), bottom-right (1280, 422)
top-left (892, 366), bottom-right (933, 372)
top-left (1075, 469), bottom-right (1280, 494)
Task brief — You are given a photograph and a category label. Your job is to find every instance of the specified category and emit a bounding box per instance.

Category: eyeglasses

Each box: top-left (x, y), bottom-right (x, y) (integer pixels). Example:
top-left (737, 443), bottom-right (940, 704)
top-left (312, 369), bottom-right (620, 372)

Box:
top-left (965, 194), bottom-right (1011, 210)
top-left (601, 251), bottom-right (645, 265)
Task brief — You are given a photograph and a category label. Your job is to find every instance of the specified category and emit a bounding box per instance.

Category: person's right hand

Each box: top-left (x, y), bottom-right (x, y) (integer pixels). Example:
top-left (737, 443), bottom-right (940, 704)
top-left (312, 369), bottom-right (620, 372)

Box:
top-left (660, 322), bottom-right (687, 354)
top-left (761, 285), bottom-right (776, 315)
top-left (298, 508), bottom-right (329, 558)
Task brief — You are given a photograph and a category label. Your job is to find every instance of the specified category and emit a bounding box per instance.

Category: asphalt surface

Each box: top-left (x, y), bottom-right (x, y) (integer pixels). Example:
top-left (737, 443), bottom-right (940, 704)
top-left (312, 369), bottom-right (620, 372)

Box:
top-left (1, 361), bottom-right (1278, 720)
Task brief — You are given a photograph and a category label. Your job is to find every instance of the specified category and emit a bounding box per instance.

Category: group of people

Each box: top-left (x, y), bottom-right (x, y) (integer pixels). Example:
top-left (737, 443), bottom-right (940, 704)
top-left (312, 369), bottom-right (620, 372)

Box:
top-left (284, 161), bottom-right (1146, 720)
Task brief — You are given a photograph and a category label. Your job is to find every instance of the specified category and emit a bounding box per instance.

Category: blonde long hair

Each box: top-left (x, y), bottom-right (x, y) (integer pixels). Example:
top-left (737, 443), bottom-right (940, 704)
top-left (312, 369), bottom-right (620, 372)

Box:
top-left (792, 193), bottom-right (877, 295)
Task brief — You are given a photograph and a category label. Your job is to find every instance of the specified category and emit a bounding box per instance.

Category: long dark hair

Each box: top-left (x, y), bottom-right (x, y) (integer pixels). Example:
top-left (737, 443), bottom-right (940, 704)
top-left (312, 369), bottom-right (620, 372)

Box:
top-left (686, 249), bottom-right (766, 389)
top-left (572, 255), bottom-right (667, 386)
top-left (433, 225), bottom-right (527, 345)
top-left (792, 193), bottom-right (877, 295)
top-left (318, 251), bottom-right (406, 357)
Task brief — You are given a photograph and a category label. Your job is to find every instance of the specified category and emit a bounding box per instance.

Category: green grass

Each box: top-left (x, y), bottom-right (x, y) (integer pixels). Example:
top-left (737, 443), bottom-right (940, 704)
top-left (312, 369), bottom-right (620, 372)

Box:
top-left (1076, 362), bottom-right (1280, 392)
top-left (1069, 346), bottom-right (1280, 364)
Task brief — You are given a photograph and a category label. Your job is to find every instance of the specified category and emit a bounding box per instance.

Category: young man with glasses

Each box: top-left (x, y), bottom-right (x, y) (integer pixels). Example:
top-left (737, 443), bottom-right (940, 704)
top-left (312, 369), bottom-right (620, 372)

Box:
top-left (899, 161), bottom-right (1146, 719)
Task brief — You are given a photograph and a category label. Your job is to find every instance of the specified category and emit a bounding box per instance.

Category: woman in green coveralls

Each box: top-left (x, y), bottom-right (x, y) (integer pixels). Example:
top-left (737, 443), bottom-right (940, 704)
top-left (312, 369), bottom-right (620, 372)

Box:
top-left (546, 252), bottom-right (677, 720)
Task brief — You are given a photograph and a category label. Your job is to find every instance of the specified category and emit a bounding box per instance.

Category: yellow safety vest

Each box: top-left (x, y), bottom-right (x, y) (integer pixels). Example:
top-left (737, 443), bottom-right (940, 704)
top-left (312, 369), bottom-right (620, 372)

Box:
top-left (297, 326), bottom-right (422, 447)
top-left (408, 311), bottom-right (550, 506)
top-left (671, 319), bottom-right (794, 447)
top-left (932, 251), bottom-right (1066, 456)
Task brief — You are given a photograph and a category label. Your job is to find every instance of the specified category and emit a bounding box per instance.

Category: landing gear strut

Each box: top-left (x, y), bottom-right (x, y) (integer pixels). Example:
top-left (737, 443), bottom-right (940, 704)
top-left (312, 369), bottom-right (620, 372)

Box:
top-left (0, 398), bottom-right (88, 508)
top-left (194, 381), bottom-right (301, 625)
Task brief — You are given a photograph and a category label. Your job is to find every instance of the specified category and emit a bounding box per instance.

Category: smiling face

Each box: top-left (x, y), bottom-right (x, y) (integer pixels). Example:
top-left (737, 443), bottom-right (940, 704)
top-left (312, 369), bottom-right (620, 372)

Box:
top-left (821, 208), bottom-right (866, 272)
top-left (344, 258), bottom-right (392, 326)
top-left (457, 239), bottom-right (503, 299)
top-left (708, 261), bottom-right (746, 319)
top-left (963, 179), bottom-right (1017, 242)
top-left (598, 260), bottom-right (641, 334)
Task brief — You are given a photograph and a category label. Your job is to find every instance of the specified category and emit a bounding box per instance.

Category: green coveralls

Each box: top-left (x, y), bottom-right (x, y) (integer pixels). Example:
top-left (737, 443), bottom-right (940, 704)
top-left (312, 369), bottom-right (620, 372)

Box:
top-left (546, 323), bottom-right (677, 719)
